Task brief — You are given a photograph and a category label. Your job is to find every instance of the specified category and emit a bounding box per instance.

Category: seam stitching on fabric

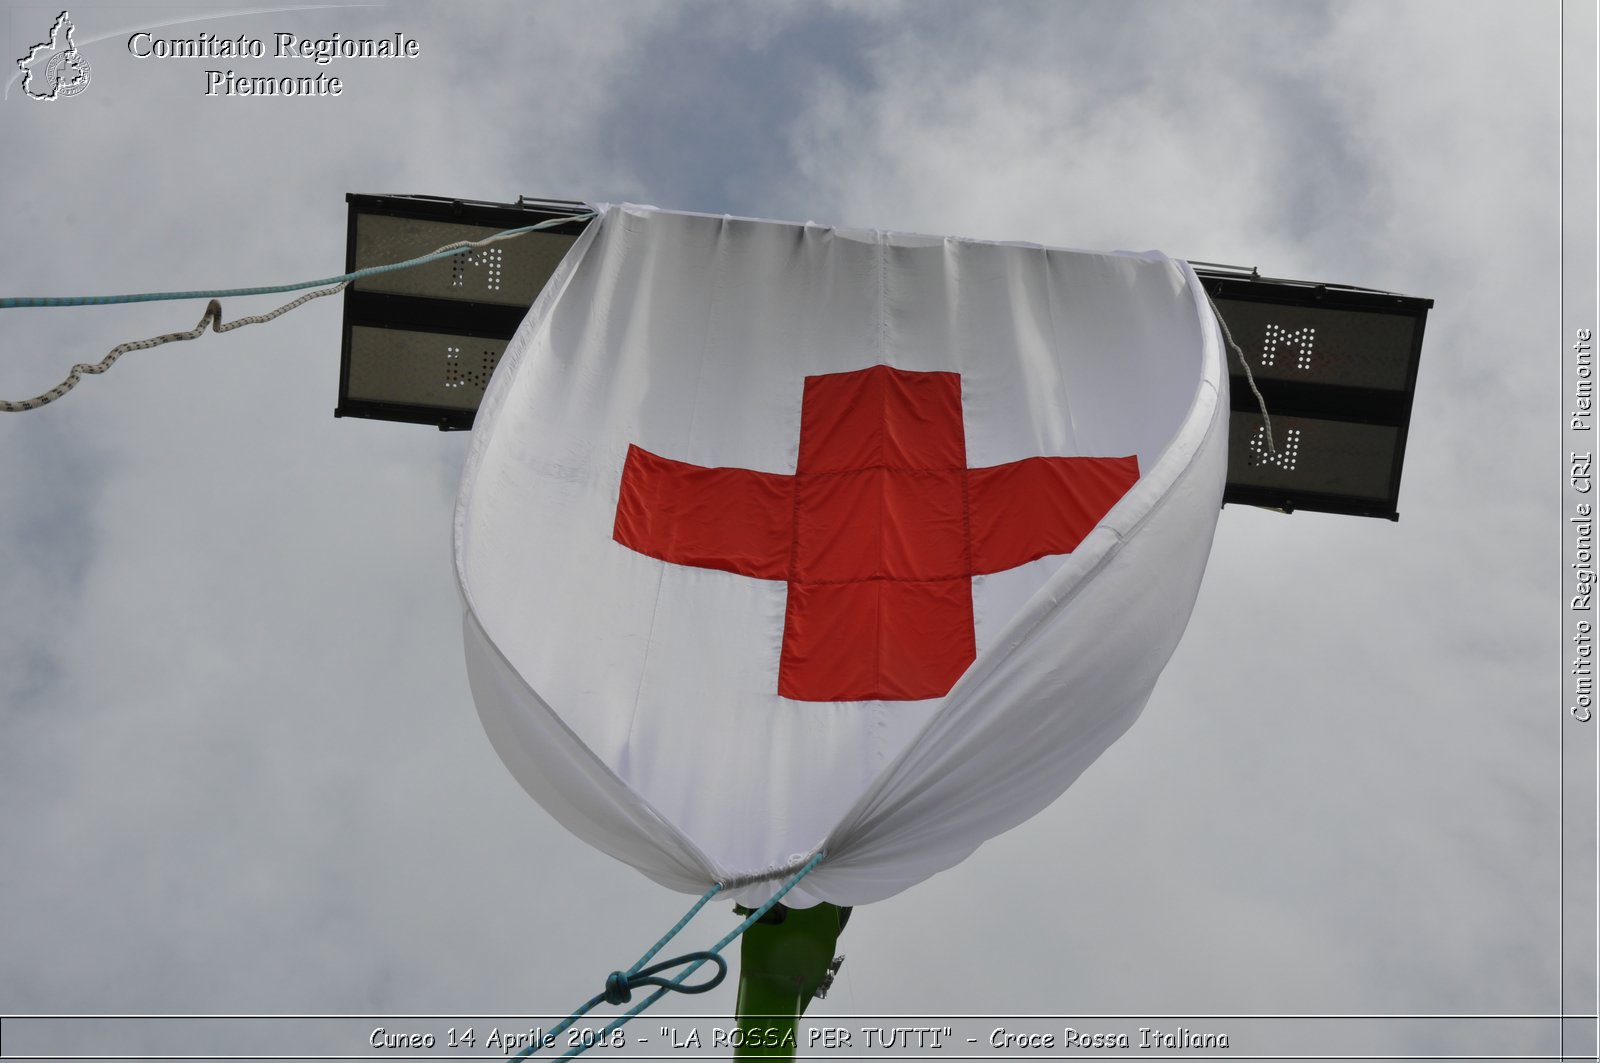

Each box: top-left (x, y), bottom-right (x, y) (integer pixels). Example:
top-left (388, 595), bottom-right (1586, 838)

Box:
top-left (1040, 248), bottom-right (1081, 452)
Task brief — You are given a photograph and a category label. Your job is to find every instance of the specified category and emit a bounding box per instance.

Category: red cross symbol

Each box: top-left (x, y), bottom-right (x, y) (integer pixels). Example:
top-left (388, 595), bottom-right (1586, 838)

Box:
top-left (613, 365), bottom-right (1139, 702)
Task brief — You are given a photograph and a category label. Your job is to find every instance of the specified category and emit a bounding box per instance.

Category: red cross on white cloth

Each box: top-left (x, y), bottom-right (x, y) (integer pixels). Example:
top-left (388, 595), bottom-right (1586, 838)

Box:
top-left (614, 364), bottom-right (1138, 701)
top-left (457, 204), bottom-right (1228, 907)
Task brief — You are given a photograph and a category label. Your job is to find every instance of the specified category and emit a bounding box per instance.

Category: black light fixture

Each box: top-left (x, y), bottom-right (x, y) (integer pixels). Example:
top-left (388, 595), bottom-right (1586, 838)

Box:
top-left (1196, 266), bottom-right (1432, 520)
top-left (335, 193), bottom-right (592, 429)
top-left (335, 195), bottom-right (1431, 520)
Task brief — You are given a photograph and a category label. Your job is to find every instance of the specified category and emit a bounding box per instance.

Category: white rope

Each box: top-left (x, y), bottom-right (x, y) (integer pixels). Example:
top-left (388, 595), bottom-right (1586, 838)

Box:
top-left (1, 226), bottom-right (565, 413)
top-left (0, 285), bottom-right (345, 412)
top-left (1206, 289), bottom-right (1276, 458)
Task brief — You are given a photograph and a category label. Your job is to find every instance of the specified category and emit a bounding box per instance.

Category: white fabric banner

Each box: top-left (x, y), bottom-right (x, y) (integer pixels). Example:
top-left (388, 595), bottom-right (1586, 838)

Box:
top-left (455, 205), bottom-right (1226, 907)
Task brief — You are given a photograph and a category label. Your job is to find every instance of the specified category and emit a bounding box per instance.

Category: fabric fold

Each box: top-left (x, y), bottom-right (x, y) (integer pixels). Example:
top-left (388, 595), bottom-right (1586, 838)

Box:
top-left (455, 206), bottom-right (1225, 906)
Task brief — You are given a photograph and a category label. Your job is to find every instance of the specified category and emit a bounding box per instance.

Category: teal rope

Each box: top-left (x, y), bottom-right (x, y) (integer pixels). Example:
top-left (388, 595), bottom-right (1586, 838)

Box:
top-left (0, 213), bottom-right (595, 309)
top-left (512, 852), bottom-right (827, 1062)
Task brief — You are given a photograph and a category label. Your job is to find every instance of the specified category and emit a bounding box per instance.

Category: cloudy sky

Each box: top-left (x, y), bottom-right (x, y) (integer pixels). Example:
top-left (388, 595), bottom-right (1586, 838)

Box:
top-left (0, 1), bottom-right (1592, 1060)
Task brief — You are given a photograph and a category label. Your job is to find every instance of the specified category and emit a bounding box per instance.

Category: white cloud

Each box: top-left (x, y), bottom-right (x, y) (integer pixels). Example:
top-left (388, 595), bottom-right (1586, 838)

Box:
top-left (0, 0), bottom-right (1579, 1049)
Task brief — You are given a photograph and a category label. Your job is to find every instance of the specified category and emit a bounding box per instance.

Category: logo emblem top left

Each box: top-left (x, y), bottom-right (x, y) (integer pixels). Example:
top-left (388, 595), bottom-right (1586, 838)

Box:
top-left (18, 11), bottom-right (91, 101)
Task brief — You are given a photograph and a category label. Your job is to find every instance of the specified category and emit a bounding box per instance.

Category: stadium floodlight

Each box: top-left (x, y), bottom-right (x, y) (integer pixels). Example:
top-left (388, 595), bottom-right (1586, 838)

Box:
top-left (335, 193), bottom-right (591, 430)
top-left (335, 195), bottom-right (1431, 520)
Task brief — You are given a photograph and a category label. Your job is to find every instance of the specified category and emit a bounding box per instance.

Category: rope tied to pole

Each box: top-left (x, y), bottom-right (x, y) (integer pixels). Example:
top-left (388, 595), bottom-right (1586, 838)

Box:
top-left (511, 851), bottom-right (826, 1062)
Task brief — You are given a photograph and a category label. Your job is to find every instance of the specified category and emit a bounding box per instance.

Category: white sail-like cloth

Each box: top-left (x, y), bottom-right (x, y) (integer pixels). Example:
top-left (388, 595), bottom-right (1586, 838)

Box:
top-left (456, 206), bottom-right (1226, 907)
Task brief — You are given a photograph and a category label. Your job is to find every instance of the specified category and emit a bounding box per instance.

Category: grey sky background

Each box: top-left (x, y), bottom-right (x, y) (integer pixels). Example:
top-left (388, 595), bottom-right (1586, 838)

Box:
top-left (0, 0), bottom-right (1585, 1056)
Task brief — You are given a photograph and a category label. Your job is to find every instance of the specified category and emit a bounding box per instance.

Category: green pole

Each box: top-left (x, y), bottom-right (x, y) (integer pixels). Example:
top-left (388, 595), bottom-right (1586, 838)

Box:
top-left (732, 902), bottom-right (848, 1060)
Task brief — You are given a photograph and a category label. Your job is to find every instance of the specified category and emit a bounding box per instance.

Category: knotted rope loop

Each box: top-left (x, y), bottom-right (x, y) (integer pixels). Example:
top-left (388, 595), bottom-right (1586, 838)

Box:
top-left (509, 851), bottom-right (827, 1061)
top-left (601, 950), bottom-right (727, 1006)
